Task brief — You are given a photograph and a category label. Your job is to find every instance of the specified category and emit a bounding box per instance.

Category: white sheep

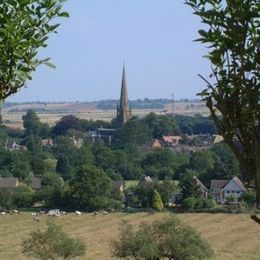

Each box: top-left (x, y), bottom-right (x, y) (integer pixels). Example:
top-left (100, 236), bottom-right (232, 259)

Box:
top-left (33, 217), bottom-right (40, 222)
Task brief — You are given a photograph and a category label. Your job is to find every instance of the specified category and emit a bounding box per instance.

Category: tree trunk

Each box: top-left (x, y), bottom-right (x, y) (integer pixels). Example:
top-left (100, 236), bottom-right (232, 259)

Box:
top-left (256, 169), bottom-right (260, 209)
top-left (255, 134), bottom-right (260, 209)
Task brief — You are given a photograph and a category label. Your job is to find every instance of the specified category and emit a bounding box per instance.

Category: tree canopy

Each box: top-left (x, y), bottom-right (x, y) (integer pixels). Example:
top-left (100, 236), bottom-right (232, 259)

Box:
top-left (112, 217), bottom-right (214, 260)
top-left (68, 165), bottom-right (112, 211)
top-left (22, 222), bottom-right (86, 260)
top-left (186, 0), bottom-right (260, 206)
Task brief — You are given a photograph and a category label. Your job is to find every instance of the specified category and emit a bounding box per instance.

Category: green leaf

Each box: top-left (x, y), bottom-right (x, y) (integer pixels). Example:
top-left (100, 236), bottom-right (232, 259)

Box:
top-left (41, 61), bottom-right (56, 69)
top-left (198, 29), bottom-right (208, 38)
top-left (59, 12), bottom-right (69, 18)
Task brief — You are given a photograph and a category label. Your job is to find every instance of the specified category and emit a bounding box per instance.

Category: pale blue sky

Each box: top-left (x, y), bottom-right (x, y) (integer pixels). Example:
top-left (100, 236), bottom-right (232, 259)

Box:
top-left (9, 0), bottom-right (210, 102)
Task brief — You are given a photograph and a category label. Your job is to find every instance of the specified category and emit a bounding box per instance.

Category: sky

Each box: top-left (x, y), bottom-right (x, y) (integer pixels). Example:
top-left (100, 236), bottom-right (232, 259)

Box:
top-left (9, 0), bottom-right (211, 102)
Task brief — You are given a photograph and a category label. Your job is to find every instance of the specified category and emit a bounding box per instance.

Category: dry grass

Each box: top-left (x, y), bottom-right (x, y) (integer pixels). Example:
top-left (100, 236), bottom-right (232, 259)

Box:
top-left (2, 102), bottom-right (209, 128)
top-left (0, 212), bottom-right (259, 259)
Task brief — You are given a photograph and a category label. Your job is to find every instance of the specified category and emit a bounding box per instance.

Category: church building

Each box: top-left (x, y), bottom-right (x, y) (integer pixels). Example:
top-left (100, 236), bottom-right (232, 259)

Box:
top-left (116, 65), bottom-right (132, 124)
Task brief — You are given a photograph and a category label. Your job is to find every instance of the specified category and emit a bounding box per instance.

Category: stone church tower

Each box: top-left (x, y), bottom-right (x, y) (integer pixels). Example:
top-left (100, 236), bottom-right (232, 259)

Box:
top-left (116, 65), bottom-right (131, 124)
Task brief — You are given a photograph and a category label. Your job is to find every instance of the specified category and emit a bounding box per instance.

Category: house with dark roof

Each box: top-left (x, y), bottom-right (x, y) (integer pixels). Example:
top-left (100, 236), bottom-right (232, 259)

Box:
top-left (210, 177), bottom-right (246, 203)
top-left (29, 178), bottom-right (42, 189)
top-left (0, 177), bottom-right (19, 188)
top-left (195, 177), bottom-right (208, 198)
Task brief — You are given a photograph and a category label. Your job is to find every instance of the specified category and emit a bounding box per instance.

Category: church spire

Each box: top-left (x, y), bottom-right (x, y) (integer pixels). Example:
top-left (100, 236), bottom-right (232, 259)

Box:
top-left (120, 64), bottom-right (129, 109)
top-left (117, 64), bottom-right (131, 124)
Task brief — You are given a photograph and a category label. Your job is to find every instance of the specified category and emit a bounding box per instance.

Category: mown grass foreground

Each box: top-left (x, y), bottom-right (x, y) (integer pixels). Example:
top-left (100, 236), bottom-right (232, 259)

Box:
top-left (0, 212), bottom-right (259, 259)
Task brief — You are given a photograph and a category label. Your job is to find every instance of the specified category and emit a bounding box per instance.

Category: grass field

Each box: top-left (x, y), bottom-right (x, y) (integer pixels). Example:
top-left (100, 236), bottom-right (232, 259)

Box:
top-left (0, 212), bottom-right (259, 260)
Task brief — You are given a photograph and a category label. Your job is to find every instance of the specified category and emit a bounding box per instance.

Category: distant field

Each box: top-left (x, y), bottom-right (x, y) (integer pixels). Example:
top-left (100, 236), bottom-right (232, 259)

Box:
top-left (1, 101), bottom-right (209, 128)
top-left (0, 212), bottom-right (259, 259)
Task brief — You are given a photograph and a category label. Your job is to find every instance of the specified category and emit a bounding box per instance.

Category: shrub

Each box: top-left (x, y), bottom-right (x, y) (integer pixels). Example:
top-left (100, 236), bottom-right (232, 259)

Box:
top-left (14, 185), bottom-right (35, 208)
top-left (240, 191), bottom-right (256, 208)
top-left (22, 222), bottom-right (86, 260)
top-left (112, 217), bottom-right (214, 259)
top-left (195, 198), bottom-right (204, 209)
top-left (152, 190), bottom-right (164, 211)
top-left (201, 198), bottom-right (215, 209)
top-left (225, 195), bottom-right (237, 204)
top-left (182, 197), bottom-right (215, 210)
top-left (182, 197), bottom-right (197, 209)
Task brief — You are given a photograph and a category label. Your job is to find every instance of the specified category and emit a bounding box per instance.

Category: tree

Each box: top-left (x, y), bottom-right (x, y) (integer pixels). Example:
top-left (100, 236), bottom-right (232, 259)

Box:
top-left (37, 172), bottom-right (64, 208)
top-left (30, 156), bottom-right (46, 176)
top-left (23, 110), bottom-right (40, 136)
top-left (14, 185), bottom-right (35, 208)
top-left (24, 135), bottom-right (43, 154)
top-left (54, 136), bottom-right (77, 158)
top-left (112, 221), bottom-right (160, 259)
top-left (185, 0), bottom-right (260, 206)
top-left (189, 150), bottom-right (216, 184)
top-left (23, 110), bottom-right (50, 137)
top-left (68, 165), bottom-right (112, 211)
top-left (152, 189), bottom-right (164, 211)
top-left (0, 189), bottom-right (14, 209)
top-left (56, 154), bottom-right (74, 180)
top-left (142, 148), bottom-right (183, 180)
top-left (180, 169), bottom-right (201, 199)
top-left (0, 0), bottom-right (68, 101)
top-left (52, 115), bottom-right (82, 136)
top-left (175, 115), bottom-right (216, 135)
top-left (127, 181), bottom-right (155, 208)
top-left (92, 143), bottom-right (117, 171)
top-left (112, 118), bottom-right (152, 148)
top-left (143, 113), bottom-right (180, 138)
top-left (22, 222), bottom-right (86, 260)
top-left (212, 143), bottom-right (241, 179)
top-left (74, 144), bottom-right (94, 168)
top-left (112, 217), bottom-right (214, 260)
top-left (190, 150), bottom-right (215, 174)
top-left (8, 150), bottom-right (31, 180)
top-left (155, 180), bottom-right (178, 206)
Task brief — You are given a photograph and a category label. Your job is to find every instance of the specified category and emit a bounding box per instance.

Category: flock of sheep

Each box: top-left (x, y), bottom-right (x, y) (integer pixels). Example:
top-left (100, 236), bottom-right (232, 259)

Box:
top-left (0, 209), bottom-right (109, 222)
top-left (31, 209), bottom-right (109, 221)
top-left (0, 209), bottom-right (20, 215)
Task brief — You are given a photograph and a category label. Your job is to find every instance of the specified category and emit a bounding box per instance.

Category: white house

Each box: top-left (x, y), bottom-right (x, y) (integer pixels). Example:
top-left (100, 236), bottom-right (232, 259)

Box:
top-left (210, 177), bottom-right (246, 203)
